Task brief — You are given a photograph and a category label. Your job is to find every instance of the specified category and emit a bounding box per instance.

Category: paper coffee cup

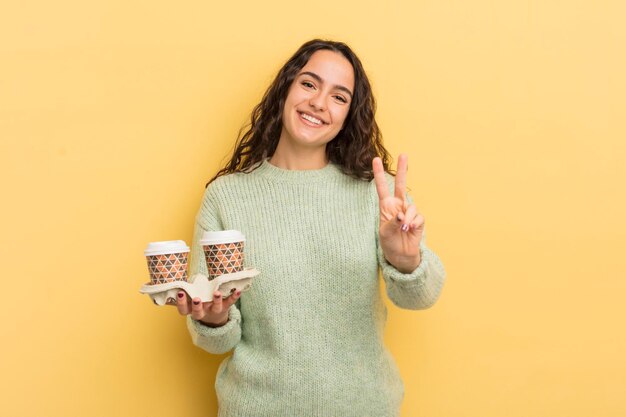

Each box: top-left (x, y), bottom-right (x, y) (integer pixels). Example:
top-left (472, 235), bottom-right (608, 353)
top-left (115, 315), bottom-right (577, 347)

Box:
top-left (200, 230), bottom-right (245, 280)
top-left (144, 240), bottom-right (190, 285)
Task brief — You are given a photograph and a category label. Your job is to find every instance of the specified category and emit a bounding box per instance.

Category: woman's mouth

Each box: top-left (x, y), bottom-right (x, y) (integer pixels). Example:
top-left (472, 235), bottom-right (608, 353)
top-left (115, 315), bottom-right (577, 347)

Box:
top-left (298, 111), bottom-right (326, 126)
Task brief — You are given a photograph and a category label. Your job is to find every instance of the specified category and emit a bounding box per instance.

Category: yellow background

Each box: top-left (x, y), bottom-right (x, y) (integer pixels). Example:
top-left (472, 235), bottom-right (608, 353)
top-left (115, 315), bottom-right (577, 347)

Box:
top-left (1, 0), bottom-right (624, 416)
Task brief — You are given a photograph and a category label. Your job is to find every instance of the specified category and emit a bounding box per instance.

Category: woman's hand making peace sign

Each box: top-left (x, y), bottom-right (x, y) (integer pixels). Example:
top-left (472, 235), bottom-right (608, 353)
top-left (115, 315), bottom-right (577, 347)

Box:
top-left (373, 154), bottom-right (424, 274)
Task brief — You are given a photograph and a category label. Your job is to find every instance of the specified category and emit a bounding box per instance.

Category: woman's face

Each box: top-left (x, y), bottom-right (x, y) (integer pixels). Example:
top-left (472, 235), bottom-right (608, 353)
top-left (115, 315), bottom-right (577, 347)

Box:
top-left (279, 49), bottom-right (355, 152)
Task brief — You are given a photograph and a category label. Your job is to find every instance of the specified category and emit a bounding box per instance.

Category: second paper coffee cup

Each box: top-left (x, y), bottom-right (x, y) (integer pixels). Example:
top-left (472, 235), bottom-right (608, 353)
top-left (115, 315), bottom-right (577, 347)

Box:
top-left (200, 230), bottom-right (245, 280)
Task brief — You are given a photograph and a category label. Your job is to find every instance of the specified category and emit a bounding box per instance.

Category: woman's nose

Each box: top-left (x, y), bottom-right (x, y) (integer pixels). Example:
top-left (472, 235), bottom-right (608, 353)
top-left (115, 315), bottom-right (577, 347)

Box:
top-left (309, 93), bottom-right (326, 111)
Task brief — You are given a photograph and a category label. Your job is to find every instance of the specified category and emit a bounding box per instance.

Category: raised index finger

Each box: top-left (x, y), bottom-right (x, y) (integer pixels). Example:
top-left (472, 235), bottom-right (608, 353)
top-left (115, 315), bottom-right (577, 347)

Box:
top-left (372, 157), bottom-right (389, 201)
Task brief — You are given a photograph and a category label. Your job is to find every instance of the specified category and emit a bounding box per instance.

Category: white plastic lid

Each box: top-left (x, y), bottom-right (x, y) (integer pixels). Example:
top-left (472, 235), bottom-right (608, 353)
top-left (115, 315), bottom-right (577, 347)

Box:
top-left (200, 230), bottom-right (245, 245)
top-left (144, 240), bottom-right (190, 256)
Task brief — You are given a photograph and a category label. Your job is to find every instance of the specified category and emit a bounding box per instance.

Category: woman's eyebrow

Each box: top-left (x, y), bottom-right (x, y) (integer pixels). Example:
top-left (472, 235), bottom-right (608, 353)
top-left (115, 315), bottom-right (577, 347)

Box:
top-left (299, 71), bottom-right (353, 99)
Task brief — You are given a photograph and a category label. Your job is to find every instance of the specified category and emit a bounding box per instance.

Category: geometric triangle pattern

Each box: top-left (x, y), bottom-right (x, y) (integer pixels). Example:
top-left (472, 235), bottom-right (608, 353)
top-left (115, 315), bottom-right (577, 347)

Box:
top-left (203, 242), bottom-right (244, 279)
top-left (146, 252), bottom-right (189, 285)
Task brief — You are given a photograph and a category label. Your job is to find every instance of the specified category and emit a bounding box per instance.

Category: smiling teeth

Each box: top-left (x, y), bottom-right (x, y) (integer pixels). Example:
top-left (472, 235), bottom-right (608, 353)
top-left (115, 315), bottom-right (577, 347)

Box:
top-left (301, 113), bottom-right (322, 125)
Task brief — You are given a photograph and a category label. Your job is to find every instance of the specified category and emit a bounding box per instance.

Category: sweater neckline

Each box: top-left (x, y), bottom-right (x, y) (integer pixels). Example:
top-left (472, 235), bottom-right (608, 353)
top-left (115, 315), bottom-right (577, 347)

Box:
top-left (254, 157), bottom-right (341, 183)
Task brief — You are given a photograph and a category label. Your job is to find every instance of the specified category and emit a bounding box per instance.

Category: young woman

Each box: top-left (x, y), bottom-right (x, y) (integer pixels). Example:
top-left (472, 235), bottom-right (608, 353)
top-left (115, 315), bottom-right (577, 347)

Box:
top-left (176, 39), bottom-right (446, 417)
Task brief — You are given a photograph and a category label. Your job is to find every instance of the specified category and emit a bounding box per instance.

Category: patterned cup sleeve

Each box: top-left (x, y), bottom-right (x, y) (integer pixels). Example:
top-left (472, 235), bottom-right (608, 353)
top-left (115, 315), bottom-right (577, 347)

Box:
top-left (203, 241), bottom-right (244, 278)
top-left (146, 252), bottom-right (189, 285)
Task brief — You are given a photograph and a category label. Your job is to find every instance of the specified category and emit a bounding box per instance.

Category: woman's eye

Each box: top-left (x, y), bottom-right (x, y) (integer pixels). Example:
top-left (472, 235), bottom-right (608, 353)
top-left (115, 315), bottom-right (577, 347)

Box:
top-left (334, 95), bottom-right (347, 103)
top-left (301, 81), bottom-right (315, 88)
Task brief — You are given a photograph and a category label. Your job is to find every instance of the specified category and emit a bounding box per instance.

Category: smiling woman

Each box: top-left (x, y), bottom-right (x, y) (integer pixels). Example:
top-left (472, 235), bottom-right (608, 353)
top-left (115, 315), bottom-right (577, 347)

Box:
top-left (173, 39), bottom-right (446, 417)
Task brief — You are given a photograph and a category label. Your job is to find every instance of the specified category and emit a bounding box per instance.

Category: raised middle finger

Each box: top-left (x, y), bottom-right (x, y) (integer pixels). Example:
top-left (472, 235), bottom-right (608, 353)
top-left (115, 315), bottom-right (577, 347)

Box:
top-left (395, 154), bottom-right (408, 201)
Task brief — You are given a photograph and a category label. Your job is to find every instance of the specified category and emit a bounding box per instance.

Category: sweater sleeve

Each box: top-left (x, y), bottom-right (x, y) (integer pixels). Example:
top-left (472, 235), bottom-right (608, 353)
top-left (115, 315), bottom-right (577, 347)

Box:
top-left (185, 183), bottom-right (243, 354)
top-left (373, 175), bottom-right (447, 310)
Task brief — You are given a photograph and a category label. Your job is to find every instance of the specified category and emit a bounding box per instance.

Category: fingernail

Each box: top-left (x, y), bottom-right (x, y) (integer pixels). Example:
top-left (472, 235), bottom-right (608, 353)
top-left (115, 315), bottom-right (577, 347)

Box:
top-left (236, 290), bottom-right (241, 296)
top-left (401, 224), bottom-right (409, 232)
top-left (177, 292), bottom-right (184, 298)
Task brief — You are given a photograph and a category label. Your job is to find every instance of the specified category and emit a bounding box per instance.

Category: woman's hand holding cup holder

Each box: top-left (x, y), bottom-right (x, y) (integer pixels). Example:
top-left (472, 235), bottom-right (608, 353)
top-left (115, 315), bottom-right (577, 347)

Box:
top-left (141, 230), bottom-right (253, 328)
top-left (176, 289), bottom-right (240, 327)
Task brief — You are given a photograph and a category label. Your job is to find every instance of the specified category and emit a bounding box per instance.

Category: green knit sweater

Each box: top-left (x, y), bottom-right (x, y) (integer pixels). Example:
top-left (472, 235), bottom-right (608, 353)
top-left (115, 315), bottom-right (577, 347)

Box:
top-left (186, 158), bottom-right (446, 417)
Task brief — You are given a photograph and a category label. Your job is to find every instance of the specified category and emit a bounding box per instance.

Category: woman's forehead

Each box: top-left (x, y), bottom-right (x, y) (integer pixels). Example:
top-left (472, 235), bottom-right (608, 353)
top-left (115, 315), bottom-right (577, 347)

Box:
top-left (300, 50), bottom-right (355, 90)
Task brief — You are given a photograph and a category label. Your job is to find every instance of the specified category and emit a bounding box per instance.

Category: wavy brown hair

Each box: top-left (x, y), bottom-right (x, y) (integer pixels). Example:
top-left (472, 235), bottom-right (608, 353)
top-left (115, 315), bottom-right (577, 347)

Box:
top-left (206, 39), bottom-right (394, 187)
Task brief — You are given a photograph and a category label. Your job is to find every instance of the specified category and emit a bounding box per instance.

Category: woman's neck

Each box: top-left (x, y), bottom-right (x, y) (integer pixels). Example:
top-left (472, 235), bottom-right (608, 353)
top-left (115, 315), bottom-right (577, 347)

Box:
top-left (269, 145), bottom-right (329, 170)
